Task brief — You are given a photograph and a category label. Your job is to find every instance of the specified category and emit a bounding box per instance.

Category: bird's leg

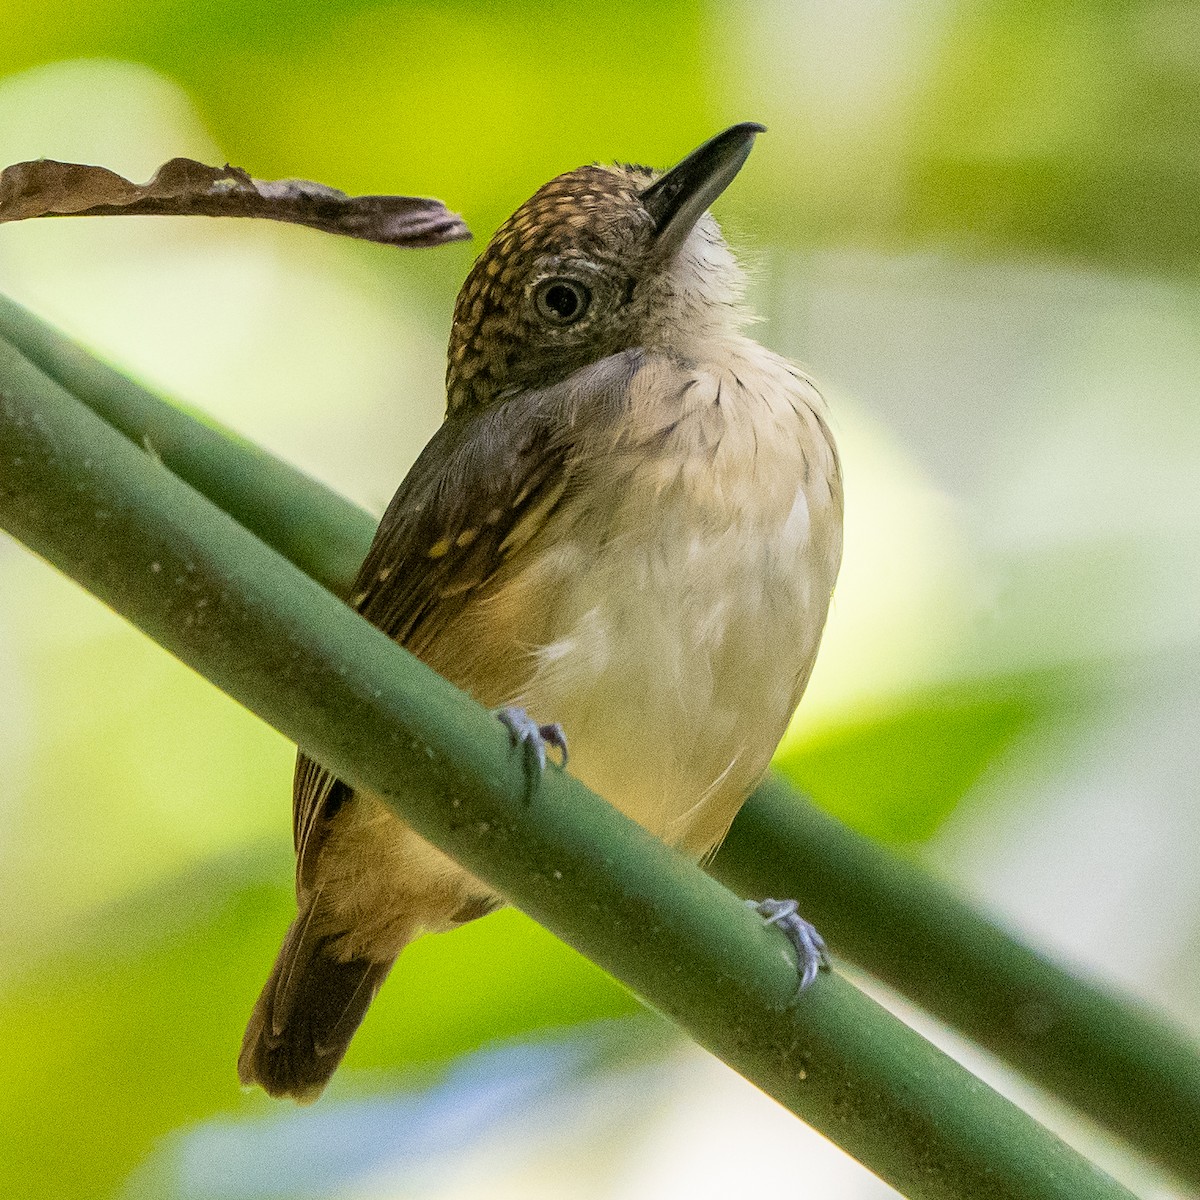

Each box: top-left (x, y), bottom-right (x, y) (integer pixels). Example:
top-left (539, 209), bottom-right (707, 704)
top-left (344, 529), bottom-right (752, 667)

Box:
top-left (747, 898), bottom-right (829, 991)
top-left (495, 706), bottom-right (569, 773)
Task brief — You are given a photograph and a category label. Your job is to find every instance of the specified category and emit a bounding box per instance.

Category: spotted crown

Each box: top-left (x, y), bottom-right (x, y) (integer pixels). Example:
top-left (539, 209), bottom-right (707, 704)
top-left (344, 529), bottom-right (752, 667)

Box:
top-left (446, 163), bottom-right (656, 414)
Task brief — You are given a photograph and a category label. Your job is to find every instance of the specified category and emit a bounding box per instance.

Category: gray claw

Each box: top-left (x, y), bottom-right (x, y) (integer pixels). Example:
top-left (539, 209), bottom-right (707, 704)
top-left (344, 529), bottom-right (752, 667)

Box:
top-left (748, 898), bottom-right (829, 991)
top-left (496, 706), bottom-right (568, 773)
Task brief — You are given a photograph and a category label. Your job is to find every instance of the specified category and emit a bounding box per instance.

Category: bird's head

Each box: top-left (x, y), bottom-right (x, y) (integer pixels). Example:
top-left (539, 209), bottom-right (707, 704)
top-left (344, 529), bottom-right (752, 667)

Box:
top-left (446, 123), bottom-right (764, 413)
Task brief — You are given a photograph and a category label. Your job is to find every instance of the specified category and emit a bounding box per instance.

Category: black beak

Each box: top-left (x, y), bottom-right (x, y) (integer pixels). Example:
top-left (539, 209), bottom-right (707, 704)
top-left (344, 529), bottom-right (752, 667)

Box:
top-left (640, 122), bottom-right (765, 259)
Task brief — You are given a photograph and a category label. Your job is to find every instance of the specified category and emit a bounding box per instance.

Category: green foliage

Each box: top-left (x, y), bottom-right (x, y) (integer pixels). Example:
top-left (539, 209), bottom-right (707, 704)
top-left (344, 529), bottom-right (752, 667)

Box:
top-left (778, 672), bottom-right (1076, 844)
top-left (0, 850), bottom-right (634, 1200)
top-left (900, 0), bottom-right (1200, 271)
top-left (5, 0), bottom-right (1199, 270)
top-left (2, 2), bottom-right (1198, 1195)
top-left (0, 0), bottom-right (712, 235)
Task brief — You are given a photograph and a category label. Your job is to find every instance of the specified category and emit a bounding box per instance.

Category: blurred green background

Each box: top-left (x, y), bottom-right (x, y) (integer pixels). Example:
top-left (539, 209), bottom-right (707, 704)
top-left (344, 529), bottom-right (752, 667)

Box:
top-left (1, 2), bottom-right (1198, 1197)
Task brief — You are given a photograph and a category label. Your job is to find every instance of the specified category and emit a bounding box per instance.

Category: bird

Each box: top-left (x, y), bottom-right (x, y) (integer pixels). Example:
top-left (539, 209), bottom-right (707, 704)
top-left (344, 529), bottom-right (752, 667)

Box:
top-left (238, 123), bottom-right (844, 1102)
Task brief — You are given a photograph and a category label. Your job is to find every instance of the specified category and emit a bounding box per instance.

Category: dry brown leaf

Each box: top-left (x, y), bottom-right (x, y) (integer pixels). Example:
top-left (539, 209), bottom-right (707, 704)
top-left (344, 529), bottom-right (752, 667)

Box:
top-left (0, 157), bottom-right (471, 247)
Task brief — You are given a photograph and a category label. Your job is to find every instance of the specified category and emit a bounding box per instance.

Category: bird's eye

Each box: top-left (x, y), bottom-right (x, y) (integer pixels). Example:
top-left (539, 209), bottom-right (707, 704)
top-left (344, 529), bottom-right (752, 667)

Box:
top-left (534, 277), bottom-right (591, 326)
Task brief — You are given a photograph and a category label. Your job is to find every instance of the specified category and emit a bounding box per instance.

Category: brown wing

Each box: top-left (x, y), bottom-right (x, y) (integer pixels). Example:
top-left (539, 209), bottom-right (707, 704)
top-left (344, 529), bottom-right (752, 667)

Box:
top-left (350, 406), bottom-right (571, 649)
top-left (290, 351), bottom-right (643, 895)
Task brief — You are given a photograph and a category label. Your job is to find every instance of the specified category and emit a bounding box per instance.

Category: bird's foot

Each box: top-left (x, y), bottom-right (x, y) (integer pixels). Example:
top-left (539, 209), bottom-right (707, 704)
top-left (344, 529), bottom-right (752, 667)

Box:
top-left (495, 706), bottom-right (568, 773)
top-left (747, 898), bottom-right (829, 991)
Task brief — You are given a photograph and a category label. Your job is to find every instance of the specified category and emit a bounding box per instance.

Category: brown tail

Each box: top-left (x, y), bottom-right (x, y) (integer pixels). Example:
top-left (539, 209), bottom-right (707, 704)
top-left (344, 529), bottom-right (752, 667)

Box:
top-left (238, 906), bottom-right (396, 1103)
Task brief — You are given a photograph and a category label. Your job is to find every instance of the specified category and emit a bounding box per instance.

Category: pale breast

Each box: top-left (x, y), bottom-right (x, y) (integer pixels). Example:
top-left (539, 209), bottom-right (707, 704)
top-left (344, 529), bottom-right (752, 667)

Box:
top-left (318, 345), bottom-right (842, 953)
top-left (490, 343), bottom-right (843, 859)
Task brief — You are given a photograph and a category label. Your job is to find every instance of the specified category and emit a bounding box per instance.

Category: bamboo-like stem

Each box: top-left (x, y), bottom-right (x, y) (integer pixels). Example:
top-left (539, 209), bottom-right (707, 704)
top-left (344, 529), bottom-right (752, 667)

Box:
top-left (0, 328), bottom-right (1143, 1199)
top-left (712, 778), bottom-right (1200, 1187)
top-left (0, 293), bottom-right (373, 593)
top-left (0, 294), bottom-right (1195, 1186)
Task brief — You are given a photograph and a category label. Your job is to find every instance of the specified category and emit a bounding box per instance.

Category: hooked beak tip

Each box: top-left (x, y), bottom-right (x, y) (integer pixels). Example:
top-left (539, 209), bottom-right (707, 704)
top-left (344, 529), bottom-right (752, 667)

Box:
top-left (640, 122), bottom-right (765, 255)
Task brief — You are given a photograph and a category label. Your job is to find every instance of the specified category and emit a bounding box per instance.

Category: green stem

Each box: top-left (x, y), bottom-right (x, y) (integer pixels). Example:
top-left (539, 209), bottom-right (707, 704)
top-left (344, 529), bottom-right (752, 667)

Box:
top-left (0, 325), bottom-right (1141, 1199)
top-left (1, 294), bottom-right (1195, 1187)
top-left (713, 778), bottom-right (1200, 1187)
top-left (0, 293), bottom-right (373, 593)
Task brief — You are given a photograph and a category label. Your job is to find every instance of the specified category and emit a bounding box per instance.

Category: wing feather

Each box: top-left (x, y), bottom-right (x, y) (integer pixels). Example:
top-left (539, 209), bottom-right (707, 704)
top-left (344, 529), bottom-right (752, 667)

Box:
top-left (290, 350), bottom-right (641, 894)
